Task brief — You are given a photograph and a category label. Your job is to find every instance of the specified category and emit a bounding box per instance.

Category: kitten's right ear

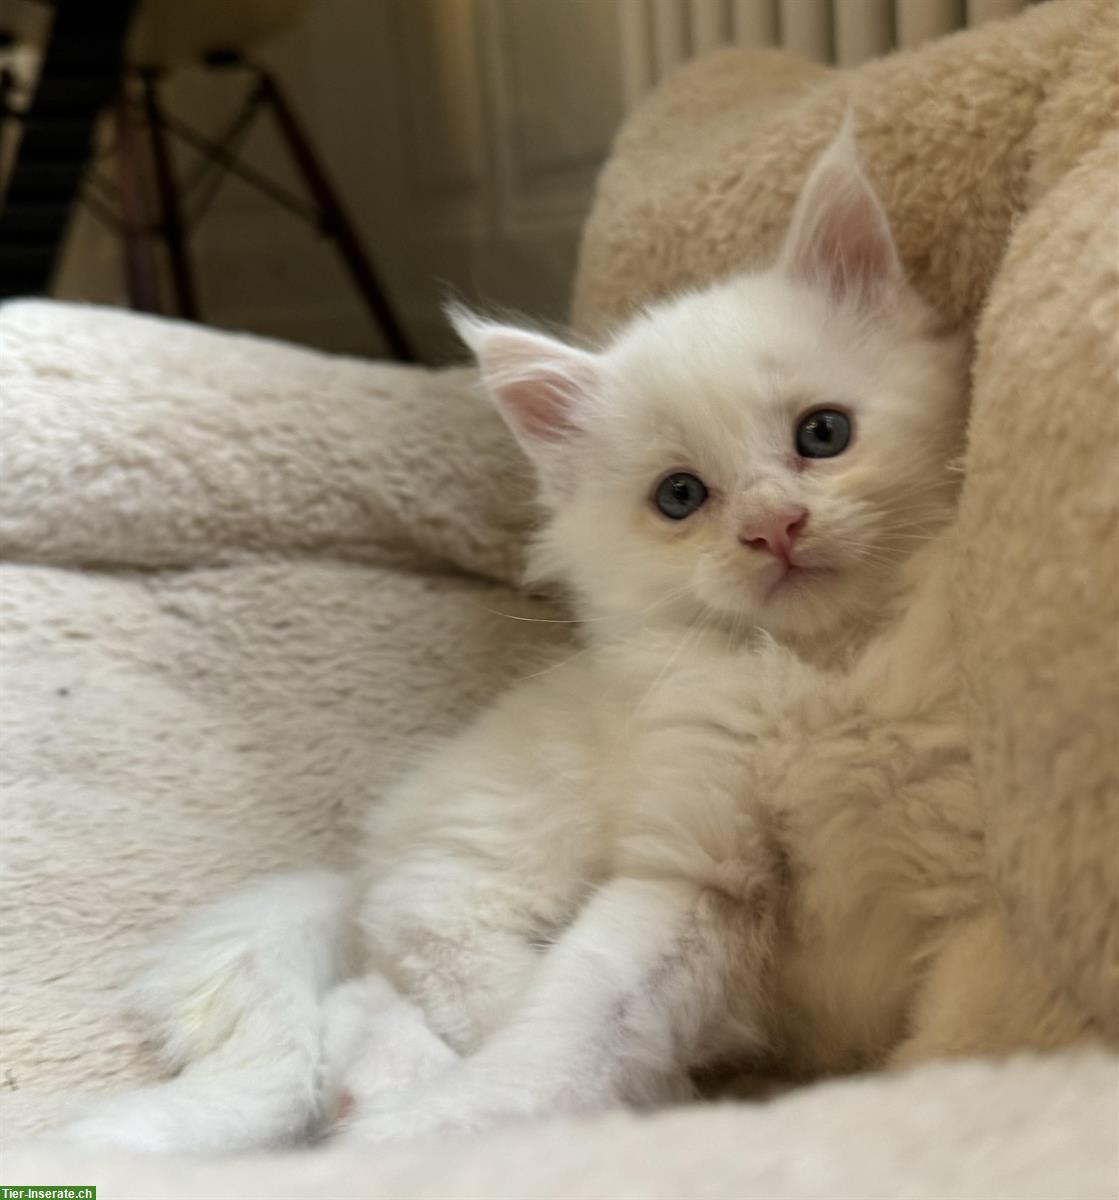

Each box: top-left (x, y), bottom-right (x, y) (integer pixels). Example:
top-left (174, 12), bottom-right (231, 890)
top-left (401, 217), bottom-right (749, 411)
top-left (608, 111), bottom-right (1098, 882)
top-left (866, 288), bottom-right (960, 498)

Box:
top-left (777, 114), bottom-right (903, 309)
top-left (450, 306), bottom-right (601, 465)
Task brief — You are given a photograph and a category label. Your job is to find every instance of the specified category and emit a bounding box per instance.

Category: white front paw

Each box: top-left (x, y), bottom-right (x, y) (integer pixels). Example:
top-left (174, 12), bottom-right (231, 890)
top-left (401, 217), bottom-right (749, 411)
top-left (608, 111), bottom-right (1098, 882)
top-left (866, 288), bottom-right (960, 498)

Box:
top-left (339, 1067), bottom-right (616, 1146)
top-left (340, 1081), bottom-right (537, 1146)
top-left (321, 975), bottom-right (457, 1127)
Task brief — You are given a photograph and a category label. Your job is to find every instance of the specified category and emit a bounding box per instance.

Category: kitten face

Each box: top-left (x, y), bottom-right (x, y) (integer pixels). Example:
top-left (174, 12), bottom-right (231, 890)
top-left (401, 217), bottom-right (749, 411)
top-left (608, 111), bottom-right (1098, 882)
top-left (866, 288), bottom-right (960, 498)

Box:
top-left (457, 122), bottom-right (967, 644)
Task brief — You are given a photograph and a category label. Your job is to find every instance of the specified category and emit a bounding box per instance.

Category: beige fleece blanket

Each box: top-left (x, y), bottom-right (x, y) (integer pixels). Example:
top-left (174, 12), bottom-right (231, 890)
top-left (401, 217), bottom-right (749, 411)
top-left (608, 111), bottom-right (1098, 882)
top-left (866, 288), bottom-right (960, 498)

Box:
top-left (1, 300), bottom-right (1116, 1198)
top-left (0, 298), bottom-right (566, 1135)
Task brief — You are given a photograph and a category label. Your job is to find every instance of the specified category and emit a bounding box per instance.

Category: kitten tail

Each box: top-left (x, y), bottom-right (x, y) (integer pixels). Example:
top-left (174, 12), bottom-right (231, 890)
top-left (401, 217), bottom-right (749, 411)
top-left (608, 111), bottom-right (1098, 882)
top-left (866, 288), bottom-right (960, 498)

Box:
top-left (60, 870), bottom-right (356, 1154)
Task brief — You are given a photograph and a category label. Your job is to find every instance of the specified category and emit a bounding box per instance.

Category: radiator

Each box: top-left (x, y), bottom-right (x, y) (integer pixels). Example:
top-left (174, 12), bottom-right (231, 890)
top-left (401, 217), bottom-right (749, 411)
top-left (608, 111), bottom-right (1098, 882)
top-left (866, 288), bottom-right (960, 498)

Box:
top-left (621, 0), bottom-right (1034, 101)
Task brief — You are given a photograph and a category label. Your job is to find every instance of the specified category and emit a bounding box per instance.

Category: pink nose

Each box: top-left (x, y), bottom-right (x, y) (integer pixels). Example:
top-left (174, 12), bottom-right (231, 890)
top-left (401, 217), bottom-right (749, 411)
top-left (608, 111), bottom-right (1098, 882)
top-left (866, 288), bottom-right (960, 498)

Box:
top-left (739, 507), bottom-right (807, 561)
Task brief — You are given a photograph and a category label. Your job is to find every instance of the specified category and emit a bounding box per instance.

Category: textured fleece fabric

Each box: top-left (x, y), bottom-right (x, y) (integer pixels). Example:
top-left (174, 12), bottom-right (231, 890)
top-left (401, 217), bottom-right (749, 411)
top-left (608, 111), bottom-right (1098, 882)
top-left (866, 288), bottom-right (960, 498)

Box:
top-left (0, 300), bottom-right (568, 1144)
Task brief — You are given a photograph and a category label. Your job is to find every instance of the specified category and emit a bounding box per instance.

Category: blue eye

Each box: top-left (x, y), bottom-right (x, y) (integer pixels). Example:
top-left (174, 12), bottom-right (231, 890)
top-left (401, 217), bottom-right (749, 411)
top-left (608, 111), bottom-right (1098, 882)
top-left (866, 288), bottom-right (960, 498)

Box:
top-left (654, 472), bottom-right (708, 520)
top-left (796, 409), bottom-right (851, 458)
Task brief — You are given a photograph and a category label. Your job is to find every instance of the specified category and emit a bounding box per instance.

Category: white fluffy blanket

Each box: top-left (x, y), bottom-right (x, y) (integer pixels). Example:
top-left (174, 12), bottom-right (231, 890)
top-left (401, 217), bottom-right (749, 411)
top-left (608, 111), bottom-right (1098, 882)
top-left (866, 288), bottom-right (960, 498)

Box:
top-left (1, 301), bottom-right (1115, 1197)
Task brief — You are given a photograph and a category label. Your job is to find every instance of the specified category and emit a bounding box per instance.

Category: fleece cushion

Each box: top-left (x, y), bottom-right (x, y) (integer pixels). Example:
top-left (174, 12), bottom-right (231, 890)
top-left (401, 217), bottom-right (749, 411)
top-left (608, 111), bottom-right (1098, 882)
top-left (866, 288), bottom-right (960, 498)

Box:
top-left (6, 1051), bottom-right (1117, 1200)
top-left (1, 296), bottom-right (1114, 1200)
top-left (0, 299), bottom-right (568, 1143)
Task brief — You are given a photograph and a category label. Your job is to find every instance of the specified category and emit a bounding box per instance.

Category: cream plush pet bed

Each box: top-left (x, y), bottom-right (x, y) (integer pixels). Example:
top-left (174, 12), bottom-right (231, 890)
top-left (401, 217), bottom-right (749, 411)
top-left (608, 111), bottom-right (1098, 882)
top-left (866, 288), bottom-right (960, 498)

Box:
top-left (3, 1), bottom-right (1118, 1195)
top-left (1, 301), bottom-right (1115, 1198)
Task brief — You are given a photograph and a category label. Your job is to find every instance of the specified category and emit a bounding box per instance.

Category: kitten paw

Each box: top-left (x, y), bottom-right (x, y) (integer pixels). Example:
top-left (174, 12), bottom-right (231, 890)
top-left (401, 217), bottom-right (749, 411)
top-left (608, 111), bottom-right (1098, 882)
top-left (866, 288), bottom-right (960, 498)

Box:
top-left (336, 1067), bottom-right (616, 1146)
top-left (321, 975), bottom-right (457, 1128)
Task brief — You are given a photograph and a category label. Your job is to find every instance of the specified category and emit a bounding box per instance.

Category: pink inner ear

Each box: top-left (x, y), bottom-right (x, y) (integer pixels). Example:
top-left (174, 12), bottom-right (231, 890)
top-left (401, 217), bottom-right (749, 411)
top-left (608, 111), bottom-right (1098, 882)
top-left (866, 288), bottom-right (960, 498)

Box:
top-left (781, 139), bottom-right (902, 307)
top-left (476, 329), bottom-right (599, 449)
top-left (811, 180), bottom-right (896, 298)
top-left (499, 374), bottom-right (582, 442)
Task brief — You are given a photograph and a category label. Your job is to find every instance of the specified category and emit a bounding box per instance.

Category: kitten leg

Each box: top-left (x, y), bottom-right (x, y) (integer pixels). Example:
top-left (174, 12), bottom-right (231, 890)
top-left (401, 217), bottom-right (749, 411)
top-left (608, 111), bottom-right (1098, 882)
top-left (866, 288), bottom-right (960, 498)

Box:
top-left (344, 874), bottom-right (777, 1145)
top-left (358, 858), bottom-right (576, 1055)
top-left (892, 909), bottom-right (1096, 1067)
top-left (319, 975), bottom-right (457, 1130)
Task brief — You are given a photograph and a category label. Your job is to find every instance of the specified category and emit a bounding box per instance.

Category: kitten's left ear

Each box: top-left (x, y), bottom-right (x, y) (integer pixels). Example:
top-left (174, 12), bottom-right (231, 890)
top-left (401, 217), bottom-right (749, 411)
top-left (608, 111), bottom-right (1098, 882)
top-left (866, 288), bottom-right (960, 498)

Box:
top-left (450, 306), bottom-right (601, 468)
top-left (777, 114), bottom-right (903, 308)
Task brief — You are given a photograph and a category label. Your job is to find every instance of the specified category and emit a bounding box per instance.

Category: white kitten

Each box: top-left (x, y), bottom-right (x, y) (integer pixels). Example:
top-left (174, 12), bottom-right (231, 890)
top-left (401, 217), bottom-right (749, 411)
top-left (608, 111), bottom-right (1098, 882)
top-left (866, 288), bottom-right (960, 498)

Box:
top-left (62, 122), bottom-right (1085, 1157)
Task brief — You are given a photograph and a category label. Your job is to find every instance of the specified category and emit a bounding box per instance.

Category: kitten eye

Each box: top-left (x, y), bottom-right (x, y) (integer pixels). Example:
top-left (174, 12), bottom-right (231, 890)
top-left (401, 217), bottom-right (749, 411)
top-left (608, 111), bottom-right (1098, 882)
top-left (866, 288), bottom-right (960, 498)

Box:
top-left (795, 409), bottom-right (852, 459)
top-left (653, 472), bottom-right (708, 520)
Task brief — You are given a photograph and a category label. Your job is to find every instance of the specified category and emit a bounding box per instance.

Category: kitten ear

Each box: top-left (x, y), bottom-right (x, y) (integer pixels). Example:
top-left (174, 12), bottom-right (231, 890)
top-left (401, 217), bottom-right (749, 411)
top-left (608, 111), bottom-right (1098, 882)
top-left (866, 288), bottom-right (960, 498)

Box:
top-left (450, 306), bottom-right (601, 463)
top-left (777, 114), bottom-right (903, 308)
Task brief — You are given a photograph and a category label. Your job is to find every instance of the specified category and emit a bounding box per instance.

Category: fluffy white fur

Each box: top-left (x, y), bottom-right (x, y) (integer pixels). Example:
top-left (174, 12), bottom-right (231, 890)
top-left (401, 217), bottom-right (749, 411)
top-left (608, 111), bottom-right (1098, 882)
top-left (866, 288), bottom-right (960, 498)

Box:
top-left (62, 124), bottom-right (1090, 1155)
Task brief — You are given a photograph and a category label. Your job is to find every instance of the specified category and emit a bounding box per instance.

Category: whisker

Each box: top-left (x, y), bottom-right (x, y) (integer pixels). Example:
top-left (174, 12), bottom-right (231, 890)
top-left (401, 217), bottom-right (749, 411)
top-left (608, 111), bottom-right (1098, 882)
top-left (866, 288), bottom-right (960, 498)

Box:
top-left (510, 642), bottom-right (596, 684)
top-left (485, 581), bottom-right (692, 630)
top-left (481, 609), bottom-right (587, 625)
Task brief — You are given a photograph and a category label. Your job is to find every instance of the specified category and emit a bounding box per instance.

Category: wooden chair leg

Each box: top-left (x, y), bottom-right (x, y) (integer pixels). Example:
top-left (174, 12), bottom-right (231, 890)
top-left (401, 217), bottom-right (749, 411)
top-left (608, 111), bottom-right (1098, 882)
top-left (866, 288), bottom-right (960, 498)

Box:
top-left (256, 69), bottom-right (414, 362)
top-left (139, 68), bottom-right (199, 321)
top-left (113, 86), bottom-right (161, 314)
